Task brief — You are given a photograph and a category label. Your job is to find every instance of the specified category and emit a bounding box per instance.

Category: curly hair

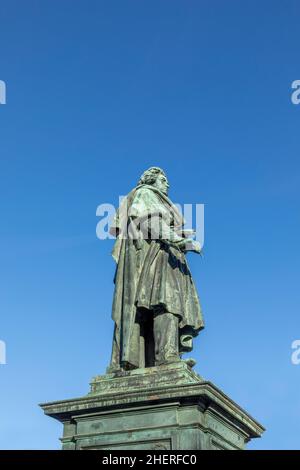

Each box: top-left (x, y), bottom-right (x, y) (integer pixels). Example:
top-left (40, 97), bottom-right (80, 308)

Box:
top-left (138, 167), bottom-right (166, 186)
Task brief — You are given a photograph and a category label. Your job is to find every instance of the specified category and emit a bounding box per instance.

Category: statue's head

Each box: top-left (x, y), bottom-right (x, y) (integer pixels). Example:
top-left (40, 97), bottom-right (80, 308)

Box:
top-left (138, 167), bottom-right (169, 195)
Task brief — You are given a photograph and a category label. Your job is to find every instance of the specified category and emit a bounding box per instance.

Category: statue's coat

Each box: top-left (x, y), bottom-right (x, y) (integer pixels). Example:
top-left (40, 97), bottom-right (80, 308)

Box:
top-left (109, 185), bottom-right (204, 369)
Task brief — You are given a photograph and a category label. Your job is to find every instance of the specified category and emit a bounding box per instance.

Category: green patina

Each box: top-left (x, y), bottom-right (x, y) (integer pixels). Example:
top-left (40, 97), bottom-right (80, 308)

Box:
top-left (40, 167), bottom-right (265, 450)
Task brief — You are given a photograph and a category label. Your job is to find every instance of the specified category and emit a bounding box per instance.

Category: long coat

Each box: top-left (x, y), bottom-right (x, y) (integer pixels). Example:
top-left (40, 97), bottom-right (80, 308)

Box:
top-left (108, 184), bottom-right (204, 370)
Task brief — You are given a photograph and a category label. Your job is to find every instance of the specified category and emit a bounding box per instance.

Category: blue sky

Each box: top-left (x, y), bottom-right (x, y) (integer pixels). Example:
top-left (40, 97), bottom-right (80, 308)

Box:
top-left (0, 0), bottom-right (299, 449)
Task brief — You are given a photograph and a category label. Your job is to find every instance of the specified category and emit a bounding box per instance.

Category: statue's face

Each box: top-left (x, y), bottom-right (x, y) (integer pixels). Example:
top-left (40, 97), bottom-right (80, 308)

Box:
top-left (154, 173), bottom-right (169, 195)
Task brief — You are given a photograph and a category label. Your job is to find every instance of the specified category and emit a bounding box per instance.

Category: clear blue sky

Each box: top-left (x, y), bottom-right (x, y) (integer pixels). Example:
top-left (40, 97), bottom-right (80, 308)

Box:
top-left (0, 0), bottom-right (299, 450)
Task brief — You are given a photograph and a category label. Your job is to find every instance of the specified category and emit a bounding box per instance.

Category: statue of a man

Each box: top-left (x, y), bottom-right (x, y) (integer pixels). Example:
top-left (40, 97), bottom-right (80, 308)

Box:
top-left (108, 167), bottom-right (204, 372)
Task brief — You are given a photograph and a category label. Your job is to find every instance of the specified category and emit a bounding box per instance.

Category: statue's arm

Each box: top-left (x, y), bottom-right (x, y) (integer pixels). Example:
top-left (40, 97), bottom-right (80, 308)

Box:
top-left (147, 215), bottom-right (201, 254)
top-left (128, 188), bottom-right (201, 254)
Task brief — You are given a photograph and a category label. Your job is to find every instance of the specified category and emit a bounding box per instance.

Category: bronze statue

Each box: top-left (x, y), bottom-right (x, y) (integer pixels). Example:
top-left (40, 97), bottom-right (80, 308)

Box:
top-left (108, 167), bottom-right (204, 372)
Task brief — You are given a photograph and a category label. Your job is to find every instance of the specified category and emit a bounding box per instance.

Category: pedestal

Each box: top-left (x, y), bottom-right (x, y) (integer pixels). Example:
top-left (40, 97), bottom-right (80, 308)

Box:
top-left (40, 362), bottom-right (264, 450)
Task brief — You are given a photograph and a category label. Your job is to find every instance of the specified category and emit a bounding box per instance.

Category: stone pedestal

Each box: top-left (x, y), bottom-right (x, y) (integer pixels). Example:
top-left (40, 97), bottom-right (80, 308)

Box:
top-left (40, 362), bottom-right (264, 450)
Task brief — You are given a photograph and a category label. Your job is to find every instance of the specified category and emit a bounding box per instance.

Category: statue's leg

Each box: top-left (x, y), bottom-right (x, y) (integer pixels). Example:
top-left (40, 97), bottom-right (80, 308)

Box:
top-left (153, 312), bottom-right (180, 366)
top-left (126, 318), bottom-right (142, 369)
top-left (107, 319), bottom-right (141, 372)
top-left (106, 323), bottom-right (121, 373)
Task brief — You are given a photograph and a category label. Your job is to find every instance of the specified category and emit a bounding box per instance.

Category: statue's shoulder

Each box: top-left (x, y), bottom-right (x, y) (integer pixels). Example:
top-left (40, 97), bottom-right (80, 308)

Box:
top-left (132, 185), bottom-right (158, 202)
top-left (134, 185), bottom-right (153, 194)
top-left (128, 185), bottom-right (161, 217)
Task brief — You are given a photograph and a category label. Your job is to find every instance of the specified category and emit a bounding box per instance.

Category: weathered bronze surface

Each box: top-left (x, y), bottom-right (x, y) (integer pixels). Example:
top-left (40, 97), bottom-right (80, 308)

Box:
top-left (108, 167), bottom-right (204, 372)
top-left (40, 167), bottom-right (265, 449)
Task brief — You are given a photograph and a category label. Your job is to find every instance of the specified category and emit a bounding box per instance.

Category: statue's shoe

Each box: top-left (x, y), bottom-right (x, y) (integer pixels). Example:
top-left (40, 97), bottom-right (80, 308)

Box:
top-left (156, 357), bottom-right (197, 369)
top-left (182, 358), bottom-right (197, 368)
